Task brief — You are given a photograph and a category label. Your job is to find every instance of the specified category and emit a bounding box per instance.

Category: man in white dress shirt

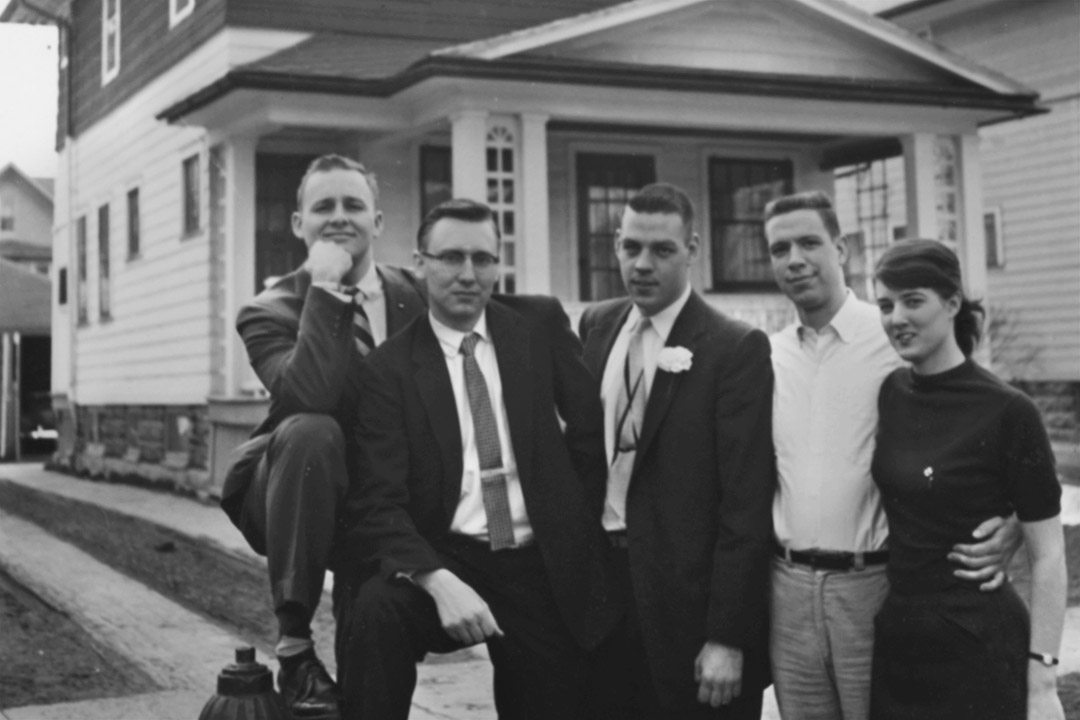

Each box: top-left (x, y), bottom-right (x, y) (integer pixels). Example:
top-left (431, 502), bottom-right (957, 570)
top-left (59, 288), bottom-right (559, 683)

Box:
top-left (336, 199), bottom-right (619, 719)
top-left (765, 190), bottom-right (1017, 720)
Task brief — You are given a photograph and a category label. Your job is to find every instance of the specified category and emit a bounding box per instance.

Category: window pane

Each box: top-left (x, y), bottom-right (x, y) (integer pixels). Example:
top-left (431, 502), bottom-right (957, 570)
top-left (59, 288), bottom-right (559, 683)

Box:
top-left (99, 204), bottom-right (111, 319)
top-left (127, 188), bottom-right (140, 258)
top-left (501, 148), bottom-right (513, 173)
top-left (709, 157), bottom-right (792, 287)
top-left (486, 147), bottom-right (498, 173)
top-left (183, 155), bottom-right (200, 235)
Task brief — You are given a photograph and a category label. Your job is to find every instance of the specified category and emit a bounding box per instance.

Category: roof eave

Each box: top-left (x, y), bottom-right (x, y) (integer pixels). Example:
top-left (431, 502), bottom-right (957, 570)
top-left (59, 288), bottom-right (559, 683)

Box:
top-left (158, 56), bottom-right (1045, 125)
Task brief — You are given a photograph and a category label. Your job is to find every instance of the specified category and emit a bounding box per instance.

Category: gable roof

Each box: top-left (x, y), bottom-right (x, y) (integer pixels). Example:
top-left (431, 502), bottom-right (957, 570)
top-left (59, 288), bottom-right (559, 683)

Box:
top-left (0, 257), bottom-right (50, 335)
top-left (0, 164), bottom-right (55, 209)
top-left (159, 0), bottom-right (1041, 123)
top-left (434, 0), bottom-right (1031, 95)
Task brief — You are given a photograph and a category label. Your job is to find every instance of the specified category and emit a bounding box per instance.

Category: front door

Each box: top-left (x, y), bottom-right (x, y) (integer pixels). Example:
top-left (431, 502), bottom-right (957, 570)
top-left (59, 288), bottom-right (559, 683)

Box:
top-left (576, 153), bottom-right (656, 301)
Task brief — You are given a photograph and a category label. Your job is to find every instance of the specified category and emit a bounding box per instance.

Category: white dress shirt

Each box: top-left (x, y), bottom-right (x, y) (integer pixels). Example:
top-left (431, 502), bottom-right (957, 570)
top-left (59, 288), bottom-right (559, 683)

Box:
top-left (429, 312), bottom-right (533, 545)
top-left (313, 261), bottom-right (388, 345)
top-left (599, 284), bottom-right (692, 531)
top-left (770, 291), bottom-right (904, 553)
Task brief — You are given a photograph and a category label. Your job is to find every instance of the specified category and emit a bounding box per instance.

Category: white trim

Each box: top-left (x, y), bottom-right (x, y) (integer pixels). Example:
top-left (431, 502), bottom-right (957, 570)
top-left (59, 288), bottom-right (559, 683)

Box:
top-left (434, 0), bottom-right (1033, 97)
top-left (101, 0), bottom-right (121, 86)
top-left (169, 0), bottom-right (196, 29)
top-left (435, 0), bottom-right (707, 60)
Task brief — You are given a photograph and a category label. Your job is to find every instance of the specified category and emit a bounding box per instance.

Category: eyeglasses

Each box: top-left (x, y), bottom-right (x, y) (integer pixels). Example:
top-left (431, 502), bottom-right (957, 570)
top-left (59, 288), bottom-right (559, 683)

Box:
top-left (420, 250), bottom-right (500, 269)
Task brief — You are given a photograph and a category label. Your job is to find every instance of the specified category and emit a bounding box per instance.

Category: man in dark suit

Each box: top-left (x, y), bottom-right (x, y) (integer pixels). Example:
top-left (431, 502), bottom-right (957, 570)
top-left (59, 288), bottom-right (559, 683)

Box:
top-left (578, 183), bottom-right (775, 719)
top-left (220, 154), bottom-right (426, 720)
top-left (336, 198), bottom-right (618, 719)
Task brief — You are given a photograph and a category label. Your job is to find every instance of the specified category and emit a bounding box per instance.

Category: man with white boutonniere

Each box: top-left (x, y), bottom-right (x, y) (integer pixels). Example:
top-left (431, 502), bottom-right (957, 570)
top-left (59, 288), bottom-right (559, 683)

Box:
top-left (578, 183), bottom-right (776, 719)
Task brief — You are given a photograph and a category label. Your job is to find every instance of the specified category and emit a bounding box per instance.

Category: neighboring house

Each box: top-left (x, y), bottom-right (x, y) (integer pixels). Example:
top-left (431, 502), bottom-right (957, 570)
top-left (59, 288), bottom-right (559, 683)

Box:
top-left (0, 163), bottom-right (54, 275)
top-left (833, 0), bottom-right (1080, 441)
top-left (2, 0), bottom-right (1043, 492)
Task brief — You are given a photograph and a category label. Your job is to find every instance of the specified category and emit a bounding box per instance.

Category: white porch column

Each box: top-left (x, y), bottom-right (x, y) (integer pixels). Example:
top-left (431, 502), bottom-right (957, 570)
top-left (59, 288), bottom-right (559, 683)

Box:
top-left (519, 113), bottom-right (551, 294)
top-left (902, 133), bottom-right (938, 239)
top-left (956, 133), bottom-right (988, 302)
top-left (223, 135), bottom-right (258, 397)
top-left (450, 110), bottom-right (488, 201)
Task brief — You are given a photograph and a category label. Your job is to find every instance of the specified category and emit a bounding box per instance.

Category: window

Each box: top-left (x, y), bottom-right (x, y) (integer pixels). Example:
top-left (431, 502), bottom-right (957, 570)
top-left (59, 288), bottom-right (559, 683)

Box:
top-left (98, 205), bottom-right (111, 320)
top-left (76, 217), bottom-right (88, 325)
top-left (985, 206), bottom-right (1004, 268)
top-left (127, 188), bottom-right (140, 259)
top-left (182, 154), bottom-right (201, 236)
top-left (101, 0), bottom-right (121, 84)
top-left (420, 145), bottom-right (452, 220)
top-left (709, 157), bottom-right (793, 288)
top-left (169, 0), bottom-right (195, 27)
top-left (58, 267), bottom-right (68, 305)
top-left (0, 200), bottom-right (13, 231)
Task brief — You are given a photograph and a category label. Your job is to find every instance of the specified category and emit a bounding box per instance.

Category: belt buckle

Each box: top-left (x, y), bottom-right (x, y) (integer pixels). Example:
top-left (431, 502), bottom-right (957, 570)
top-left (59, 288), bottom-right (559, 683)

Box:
top-left (852, 552), bottom-right (865, 571)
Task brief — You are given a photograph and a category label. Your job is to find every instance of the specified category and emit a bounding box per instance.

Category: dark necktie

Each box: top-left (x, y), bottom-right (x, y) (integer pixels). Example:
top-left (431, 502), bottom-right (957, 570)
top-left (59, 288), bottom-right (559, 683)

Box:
top-left (460, 333), bottom-right (516, 550)
top-left (343, 287), bottom-right (375, 356)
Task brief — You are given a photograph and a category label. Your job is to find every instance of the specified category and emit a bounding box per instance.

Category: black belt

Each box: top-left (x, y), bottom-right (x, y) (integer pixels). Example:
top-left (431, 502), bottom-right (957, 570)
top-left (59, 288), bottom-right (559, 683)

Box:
top-left (773, 543), bottom-right (889, 571)
top-left (607, 531), bottom-right (629, 549)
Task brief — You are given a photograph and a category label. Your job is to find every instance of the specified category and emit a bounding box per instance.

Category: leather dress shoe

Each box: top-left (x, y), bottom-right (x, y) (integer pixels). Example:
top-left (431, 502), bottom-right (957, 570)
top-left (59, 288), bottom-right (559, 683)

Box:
top-left (277, 649), bottom-right (342, 720)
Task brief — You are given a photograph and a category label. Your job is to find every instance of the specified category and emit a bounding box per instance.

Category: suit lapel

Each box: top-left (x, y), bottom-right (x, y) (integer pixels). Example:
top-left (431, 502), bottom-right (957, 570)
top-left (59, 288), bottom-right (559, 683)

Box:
top-left (488, 301), bottom-right (533, 488)
top-left (410, 319), bottom-right (465, 519)
top-left (634, 293), bottom-right (709, 470)
top-left (379, 265), bottom-right (426, 336)
top-left (582, 301), bottom-right (632, 377)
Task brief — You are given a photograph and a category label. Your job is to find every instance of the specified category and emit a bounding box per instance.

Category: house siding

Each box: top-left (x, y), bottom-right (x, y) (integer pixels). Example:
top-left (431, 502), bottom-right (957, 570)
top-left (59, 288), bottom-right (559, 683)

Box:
top-left (61, 29), bottom-right (307, 406)
top-left (901, 0), bottom-right (1080, 383)
top-left (224, 0), bottom-right (624, 43)
top-left (68, 0), bottom-right (227, 138)
top-left (543, 0), bottom-right (963, 86)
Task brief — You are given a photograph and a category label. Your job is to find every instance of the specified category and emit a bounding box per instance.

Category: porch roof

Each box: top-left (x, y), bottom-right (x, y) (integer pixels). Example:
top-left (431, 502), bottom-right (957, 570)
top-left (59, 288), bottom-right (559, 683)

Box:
top-left (158, 37), bottom-right (1040, 125)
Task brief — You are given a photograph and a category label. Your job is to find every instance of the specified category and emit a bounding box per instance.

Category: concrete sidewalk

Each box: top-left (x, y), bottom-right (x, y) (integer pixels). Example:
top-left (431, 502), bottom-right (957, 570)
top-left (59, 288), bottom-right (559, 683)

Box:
top-left (7, 461), bottom-right (1080, 718)
top-left (0, 463), bottom-right (495, 720)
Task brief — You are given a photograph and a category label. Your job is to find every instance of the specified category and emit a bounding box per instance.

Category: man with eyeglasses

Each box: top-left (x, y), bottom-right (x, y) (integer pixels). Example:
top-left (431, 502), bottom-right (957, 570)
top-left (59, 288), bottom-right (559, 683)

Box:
top-left (336, 198), bottom-right (619, 719)
top-left (220, 154), bottom-right (426, 720)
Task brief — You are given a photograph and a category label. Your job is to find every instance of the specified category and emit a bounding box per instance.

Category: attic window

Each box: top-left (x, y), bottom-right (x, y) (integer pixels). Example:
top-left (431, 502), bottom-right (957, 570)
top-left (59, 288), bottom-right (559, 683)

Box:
top-left (170, 0), bottom-right (195, 28)
top-left (101, 0), bottom-right (121, 85)
top-left (0, 201), bottom-right (13, 231)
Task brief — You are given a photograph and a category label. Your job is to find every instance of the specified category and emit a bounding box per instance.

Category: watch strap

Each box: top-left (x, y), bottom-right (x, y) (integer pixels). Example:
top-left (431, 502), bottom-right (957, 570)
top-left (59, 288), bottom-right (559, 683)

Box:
top-left (1028, 651), bottom-right (1059, 667)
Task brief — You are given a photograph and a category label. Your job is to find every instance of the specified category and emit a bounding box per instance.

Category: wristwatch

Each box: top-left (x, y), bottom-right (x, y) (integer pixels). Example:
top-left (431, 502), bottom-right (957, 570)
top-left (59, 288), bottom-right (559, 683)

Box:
top-left (1028, 651), bottom-right (1059, 667)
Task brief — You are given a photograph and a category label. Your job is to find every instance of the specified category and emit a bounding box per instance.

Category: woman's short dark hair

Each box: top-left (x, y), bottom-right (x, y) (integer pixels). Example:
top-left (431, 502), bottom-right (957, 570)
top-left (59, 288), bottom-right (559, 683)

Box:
top-left (416, 198), bottom-right (501, 251)
top-left (874, 239), bottom-right (986, 357)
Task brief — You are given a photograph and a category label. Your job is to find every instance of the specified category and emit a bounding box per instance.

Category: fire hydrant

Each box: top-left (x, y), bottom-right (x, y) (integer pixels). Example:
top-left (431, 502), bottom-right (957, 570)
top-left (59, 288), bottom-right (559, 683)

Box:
top-left (198, 647), bottom-right (290, 720)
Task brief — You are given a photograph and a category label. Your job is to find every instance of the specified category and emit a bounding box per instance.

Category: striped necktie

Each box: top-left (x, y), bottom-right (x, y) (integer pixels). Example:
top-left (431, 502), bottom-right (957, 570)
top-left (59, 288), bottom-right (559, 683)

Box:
top-left (460, 332), bottom-right (516, 550)
top-left (343, 287), bottom-right (375, 356)
top-left (605, 316), bottom-right (650, 527)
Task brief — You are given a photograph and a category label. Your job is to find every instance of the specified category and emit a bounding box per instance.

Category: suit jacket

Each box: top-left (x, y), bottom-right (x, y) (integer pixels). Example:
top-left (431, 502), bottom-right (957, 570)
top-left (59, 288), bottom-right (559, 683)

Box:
top-left (220, 265), bottom-right (426, 535)
top-left (579, 291), bottom-right (776, 709)
top-left (343, 295), bottom-right (619, 650)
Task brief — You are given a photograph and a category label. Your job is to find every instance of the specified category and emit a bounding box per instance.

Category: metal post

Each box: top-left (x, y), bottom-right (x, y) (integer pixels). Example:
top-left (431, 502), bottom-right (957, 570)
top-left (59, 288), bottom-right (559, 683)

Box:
top-left (13, 332), bottom-right (21, 462)
top-left (1, 332), bottom-right (10, 459)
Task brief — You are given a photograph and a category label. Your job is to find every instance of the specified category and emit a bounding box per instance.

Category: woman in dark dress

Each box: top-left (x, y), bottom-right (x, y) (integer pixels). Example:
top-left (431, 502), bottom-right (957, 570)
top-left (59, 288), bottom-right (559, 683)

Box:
top-left (869, 239), bottom-right (1065, 720)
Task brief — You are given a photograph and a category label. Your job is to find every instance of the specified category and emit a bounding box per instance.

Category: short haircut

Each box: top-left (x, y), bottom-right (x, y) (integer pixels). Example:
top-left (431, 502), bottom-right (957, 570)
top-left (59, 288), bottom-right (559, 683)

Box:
top-left (875, 238), bottom-right (985, 357)
top-left (763, 190), bottom-right (841, 240)
top-left (295, 154), bottom-right (379, 210)
top-left (416, 198), bottom-right (502, 252)
top-left (626, 183), bottom-right (695, 240)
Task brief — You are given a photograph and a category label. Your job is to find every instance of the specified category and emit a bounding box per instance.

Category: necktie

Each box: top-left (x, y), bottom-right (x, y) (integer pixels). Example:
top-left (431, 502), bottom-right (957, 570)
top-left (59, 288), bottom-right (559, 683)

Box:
top-left (460, 333), bottom-right (516, 550)
top-left (343, 287), bottom-right (375, 356)
top-left (606, 317), bottom-right (650, 527)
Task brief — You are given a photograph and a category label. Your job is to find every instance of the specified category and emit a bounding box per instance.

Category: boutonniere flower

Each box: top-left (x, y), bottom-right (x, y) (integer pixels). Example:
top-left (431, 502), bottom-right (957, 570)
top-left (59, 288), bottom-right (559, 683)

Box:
top-left (657, 346), bottom-right (693, 373)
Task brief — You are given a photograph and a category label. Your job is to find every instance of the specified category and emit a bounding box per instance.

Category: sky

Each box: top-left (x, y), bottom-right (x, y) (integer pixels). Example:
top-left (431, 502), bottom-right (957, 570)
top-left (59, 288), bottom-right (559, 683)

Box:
top-left (0, 0), bottom-right (908, 181)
